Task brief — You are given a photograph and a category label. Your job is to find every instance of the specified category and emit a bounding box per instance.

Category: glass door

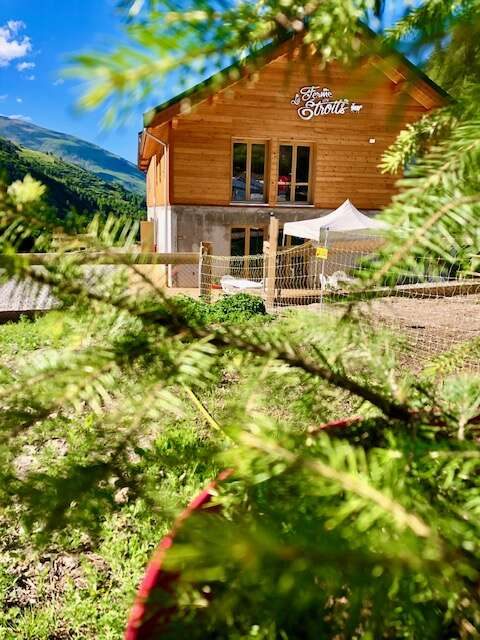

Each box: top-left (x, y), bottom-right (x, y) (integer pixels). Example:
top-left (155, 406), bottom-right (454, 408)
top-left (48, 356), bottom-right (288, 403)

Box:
top-left (230, 226), bottom-right (265, 277)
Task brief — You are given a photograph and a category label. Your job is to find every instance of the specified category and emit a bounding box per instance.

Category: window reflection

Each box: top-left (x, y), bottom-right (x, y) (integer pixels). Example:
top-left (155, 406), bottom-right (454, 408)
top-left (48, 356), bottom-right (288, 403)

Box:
top-left (232, 143), bottom-right (247, 201)
top-left (249, 227), bottom-right (264, 254)
top-left (231, 227), bottom-right (246, 256)
top-left (277, 144), bottom-right (311, 204)
top-left (231, 142), bottom-right (266, 202)
top-left (230, 227), bottom-right (265, 256)
top-left (294, 184), bottom-right (309, 202)
top-left (277, 145), bottom-right (292, 203)
top-left (296, 146), bottom-right (310, 183)
top-left (250, 144), bottom-right (265, 201)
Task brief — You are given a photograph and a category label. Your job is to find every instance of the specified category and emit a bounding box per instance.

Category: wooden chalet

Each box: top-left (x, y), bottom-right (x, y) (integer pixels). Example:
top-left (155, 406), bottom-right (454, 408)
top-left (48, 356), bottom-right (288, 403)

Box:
top-left (137, 32), bottom-right (448, 259)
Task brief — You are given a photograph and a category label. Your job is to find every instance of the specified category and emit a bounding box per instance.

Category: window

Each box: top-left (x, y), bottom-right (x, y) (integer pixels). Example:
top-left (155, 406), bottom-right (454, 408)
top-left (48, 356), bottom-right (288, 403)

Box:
top-left (231, 227), bottom-right (265, 256)
top-left (230, 226), bottom-right (265, 278)
top-left (232, 141), bottom-right (266, 202)
top-left (277, 144), bottom-right (312, 204)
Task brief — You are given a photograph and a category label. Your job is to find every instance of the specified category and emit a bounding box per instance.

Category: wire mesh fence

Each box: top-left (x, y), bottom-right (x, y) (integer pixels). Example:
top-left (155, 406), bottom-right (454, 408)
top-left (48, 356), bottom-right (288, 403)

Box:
top-left (199, 239), bottom-right (480, 372)
top-left (3, 244), bottom-right (479, 372)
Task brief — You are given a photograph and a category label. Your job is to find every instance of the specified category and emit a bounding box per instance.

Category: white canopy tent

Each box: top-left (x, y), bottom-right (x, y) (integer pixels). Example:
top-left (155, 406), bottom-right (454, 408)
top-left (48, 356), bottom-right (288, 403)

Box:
top-left (282, 199), bottom-right (388, 242)
top-left (282, 199), bottom-right (388, 311)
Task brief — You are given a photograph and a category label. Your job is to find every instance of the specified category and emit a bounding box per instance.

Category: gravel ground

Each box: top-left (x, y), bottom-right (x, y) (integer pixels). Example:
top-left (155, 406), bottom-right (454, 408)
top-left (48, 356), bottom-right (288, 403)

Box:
top-left (307, 293), bottom-right (480, 371)
top-left (364, 294), bottom-right (480, 353)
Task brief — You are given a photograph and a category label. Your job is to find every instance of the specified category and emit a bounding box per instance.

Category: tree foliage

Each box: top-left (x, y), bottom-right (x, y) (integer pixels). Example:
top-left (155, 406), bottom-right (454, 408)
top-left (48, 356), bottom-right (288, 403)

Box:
top-left (375, 1), bottom-right (480, 275)
top-left (70, 0), bottom-right (377, 125)
top-left (0, 136), bottom-right (145, 233)
top-left (1, 175), bottom-right (480, 637)
top-left (1, 0), bottom-right (480, 637)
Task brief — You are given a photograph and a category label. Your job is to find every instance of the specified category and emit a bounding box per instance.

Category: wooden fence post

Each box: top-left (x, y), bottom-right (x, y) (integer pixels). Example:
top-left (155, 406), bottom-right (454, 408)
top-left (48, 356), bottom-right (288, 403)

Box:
top-left (140, 221), bottom-right (155, 253)
top-left (139, 220), bottom-right (160, 289)
top-left (264, 215), bottom-right (279, 311)
top-left (199, 241), bottom-right (213, 302)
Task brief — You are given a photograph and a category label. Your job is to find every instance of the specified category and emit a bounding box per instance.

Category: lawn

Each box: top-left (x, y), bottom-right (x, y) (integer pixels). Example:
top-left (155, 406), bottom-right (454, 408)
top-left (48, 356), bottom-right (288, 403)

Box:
top-left (0, 302), bottom-right (476, 639)
top-left (0, 301), bottom-right (385, 639)
top-left (0, 311), bottom-right (224, 639)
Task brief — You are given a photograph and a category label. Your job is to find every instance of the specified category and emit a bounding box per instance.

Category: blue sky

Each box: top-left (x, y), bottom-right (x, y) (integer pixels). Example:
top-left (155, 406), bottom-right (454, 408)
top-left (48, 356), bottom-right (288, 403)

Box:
top-left (0, 0), bottom-right (141, 162)
top-left (0, 1), bottom-right (417, 164)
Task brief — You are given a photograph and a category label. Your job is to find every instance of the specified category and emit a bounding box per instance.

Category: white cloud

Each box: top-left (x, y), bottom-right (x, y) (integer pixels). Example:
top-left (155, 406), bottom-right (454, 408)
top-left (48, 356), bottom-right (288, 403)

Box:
top-left (53, 78), bottom-right (64, 86)
top-left (16, 97), bottom-right (22, 103)
top-left (0, 94), bottom-right (7, 101)
top-left (0, 20), bottom-right (32, 67)
top-left (6, 20), bottom-right (25, 34)
top-left (16, 61), bottom-right (35, 72)
top-left (26, 74), bottom-right (35, 81)
top-left (0, 113), bottom-right (32, 122)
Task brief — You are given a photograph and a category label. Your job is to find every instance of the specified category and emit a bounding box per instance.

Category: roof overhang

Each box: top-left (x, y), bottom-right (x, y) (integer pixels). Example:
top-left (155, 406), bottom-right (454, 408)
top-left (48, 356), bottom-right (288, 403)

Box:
top-left (138, 26), bottom-right (451, 169)
top-left (143, 34), bottom-right (300, 130)
top-left (138, 124), bottom-right (169, 171)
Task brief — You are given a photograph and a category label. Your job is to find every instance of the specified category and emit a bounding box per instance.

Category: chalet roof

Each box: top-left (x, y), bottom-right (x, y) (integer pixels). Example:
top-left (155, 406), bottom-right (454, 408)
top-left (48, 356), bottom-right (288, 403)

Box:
top-left (143, 27), bottom-right (449, 127)
top-left (139, 25), bottom-right (450, 167)
top-left (142, 33), bottom-right (296, 128)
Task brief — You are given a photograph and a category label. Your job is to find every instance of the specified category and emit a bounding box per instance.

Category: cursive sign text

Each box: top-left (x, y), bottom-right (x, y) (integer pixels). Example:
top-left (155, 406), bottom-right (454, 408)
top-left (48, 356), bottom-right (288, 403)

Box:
top-left (290, 86), bottom-right (363, 121)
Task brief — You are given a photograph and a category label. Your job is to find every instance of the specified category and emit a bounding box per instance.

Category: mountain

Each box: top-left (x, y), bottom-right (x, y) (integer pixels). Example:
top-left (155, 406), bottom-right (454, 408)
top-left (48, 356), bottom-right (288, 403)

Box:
top-left (0, 136), bottom-right (145, 223)
top-left (0, 116), bottom-right (144, 194)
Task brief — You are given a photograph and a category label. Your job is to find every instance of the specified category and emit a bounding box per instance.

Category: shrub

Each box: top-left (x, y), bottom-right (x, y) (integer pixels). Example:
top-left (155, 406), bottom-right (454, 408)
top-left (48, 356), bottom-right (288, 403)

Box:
top-left (172, 293), bottom-right (267, 326)
top-left (207, 293), bottom-right (267, 323)
top-left (172, 294), bottom-right (210, 326)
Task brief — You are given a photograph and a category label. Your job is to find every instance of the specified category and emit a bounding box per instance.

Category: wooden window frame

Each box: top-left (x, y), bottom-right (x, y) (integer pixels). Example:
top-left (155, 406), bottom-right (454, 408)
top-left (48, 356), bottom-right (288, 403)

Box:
top-left (230, 224), bottom-right (267, 255)
top-left (278, 142), bottom-right (314, 205)
top-left (230, 224), bottom-right (267, 277)
top-left (231, 139), bottom-right (269, 204)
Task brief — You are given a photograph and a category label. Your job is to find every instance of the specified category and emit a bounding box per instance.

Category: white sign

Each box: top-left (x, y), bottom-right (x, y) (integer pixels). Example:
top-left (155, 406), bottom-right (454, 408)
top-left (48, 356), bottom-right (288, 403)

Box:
top-left (291, 86), bottom-right (363, 121)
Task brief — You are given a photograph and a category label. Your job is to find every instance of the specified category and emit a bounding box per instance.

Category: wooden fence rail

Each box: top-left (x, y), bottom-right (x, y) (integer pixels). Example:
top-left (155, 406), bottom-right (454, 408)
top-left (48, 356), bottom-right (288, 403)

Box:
top-left (0, 251), bottom-right (199, 267)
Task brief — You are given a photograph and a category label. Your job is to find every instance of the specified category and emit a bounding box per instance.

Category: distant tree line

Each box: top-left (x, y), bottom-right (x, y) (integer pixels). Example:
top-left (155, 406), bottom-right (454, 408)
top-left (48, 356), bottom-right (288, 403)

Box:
top-left (0, 136), bottom-right (145, 231)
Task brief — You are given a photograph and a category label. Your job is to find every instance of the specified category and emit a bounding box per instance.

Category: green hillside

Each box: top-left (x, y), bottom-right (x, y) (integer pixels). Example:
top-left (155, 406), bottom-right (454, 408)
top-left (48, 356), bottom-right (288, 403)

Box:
top-left (0, 136), bottom-right (145, 222)
top-left (0, 116), bottom-right (144, 194)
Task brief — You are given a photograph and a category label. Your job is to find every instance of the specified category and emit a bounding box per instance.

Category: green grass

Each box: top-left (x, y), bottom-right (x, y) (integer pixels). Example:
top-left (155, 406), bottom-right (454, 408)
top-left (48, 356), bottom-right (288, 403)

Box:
top-left (0, 417), bottom-right (219, 638)
top-left (0, 116), bottom-right (145, 194)
top-left (0, 309), bottom-right (226, 639)
top-left (0, 304), bottom-right (410, 639)
top-left (0, 312), bottom-right (75, 357)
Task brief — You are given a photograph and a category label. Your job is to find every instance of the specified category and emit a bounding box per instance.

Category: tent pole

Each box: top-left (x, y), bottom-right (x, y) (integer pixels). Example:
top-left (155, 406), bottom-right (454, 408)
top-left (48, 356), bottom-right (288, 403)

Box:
top-left (319, 227), bottom-right (329, 312)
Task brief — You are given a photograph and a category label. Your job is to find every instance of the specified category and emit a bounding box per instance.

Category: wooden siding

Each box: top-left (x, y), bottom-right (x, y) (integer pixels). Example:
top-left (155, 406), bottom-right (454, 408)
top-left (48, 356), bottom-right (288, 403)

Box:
top-left (146, 155), bottom-right (157, 207)
top-left (145, 124), bottom-right (169, 207)
top-left (147, 51), bottom-right (444, 210)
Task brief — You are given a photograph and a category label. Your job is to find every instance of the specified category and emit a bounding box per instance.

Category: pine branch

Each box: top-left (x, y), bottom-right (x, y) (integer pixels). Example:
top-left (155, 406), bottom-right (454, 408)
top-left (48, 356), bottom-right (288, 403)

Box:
top-left (13, 261), bottom-right (418, 422)
top-left (372, 194), bottom-right (480, 283)
top-left (240, 430), bottom-right (433, 538)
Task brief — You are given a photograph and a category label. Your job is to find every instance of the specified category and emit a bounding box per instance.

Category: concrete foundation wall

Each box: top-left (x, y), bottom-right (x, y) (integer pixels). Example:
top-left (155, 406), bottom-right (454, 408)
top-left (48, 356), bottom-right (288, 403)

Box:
top-left (170, 204), bottom-right (381, 287)
top-left (173, 205), bottom-right (380, 255)
top-left (146, 204), bottom-right (381, 287)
